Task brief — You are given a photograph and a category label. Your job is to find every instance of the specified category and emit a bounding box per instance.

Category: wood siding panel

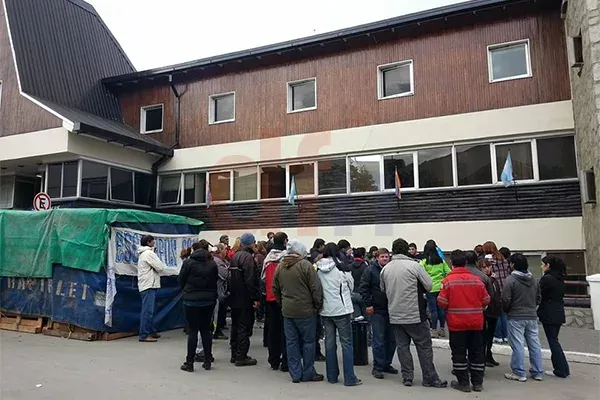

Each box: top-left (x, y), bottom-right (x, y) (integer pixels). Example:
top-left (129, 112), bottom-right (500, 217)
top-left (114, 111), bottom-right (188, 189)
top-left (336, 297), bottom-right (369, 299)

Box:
top-left (119, 11), bottom-right (571, 149)
top-left (0, 6), bottom-right (61, 136)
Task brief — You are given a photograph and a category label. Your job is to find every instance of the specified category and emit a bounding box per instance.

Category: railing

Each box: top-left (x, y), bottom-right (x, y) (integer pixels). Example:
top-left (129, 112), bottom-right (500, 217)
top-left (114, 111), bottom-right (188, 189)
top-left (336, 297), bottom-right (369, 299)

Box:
top-left (564, 280), bottom-right (590, 308)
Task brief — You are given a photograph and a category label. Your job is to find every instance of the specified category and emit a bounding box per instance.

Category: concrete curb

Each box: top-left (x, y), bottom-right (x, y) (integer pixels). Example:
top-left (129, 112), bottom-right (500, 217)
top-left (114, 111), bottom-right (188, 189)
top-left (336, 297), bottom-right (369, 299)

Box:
top-left (431, 338), bottom-right (600, 365)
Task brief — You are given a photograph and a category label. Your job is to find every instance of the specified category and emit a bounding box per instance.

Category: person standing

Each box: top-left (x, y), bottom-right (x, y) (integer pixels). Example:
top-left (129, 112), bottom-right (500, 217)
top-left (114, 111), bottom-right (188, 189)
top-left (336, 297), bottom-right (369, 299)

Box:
top-left (178, 245), bottom-right (219, 372)
top-left (438, 250), bottom-right (490, 392)
top-left (538, 255), bottom-right (570, 378)
top-left (408, 243), bottom-right (423, 260)
top-left (272, 240), bottom-right (324, 383)
top-left (137, 235), bottom-right (166, 342)
top-left (359, 247), bottom-right (398, 380)
top-left (475, 256), bottom-right (503, 367)
top-left (483, 241), bottom-right (511, 344)
top-left (420, 240), bottom-right (451, 338)
top-left (228, 233), bottom-right (260, 366)
top-left (316, 243), bottom-right (362, 386)
top-left (220, 234), bottom-right (235, 261)
top-left (337, 239), bottom-right (353, 265)
top-left (310, 238), bottom-right (326, 264)
top-left (212, 244), bottom-right (230, 340)
top-left (380, 238), bottom-right (447, 388)
top-left (503, 253), bottom-right (543, 382)
top-left (349, 247), bottom-right (368, 319)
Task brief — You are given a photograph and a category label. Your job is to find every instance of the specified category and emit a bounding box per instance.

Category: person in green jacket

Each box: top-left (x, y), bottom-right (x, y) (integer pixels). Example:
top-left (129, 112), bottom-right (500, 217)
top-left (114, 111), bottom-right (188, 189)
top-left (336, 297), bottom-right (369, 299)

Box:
top-left (420, 240), bottom-right (451, 338)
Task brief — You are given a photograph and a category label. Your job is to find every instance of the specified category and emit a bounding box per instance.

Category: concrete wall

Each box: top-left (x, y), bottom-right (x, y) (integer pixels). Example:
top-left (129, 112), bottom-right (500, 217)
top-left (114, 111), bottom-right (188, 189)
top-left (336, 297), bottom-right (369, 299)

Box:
top-left (565, 0), bottom-right (600, 275)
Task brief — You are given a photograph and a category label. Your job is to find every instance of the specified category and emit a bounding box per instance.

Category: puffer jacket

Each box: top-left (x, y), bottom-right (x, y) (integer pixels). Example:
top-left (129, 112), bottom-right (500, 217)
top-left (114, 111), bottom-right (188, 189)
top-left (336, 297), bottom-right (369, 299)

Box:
top-left (350, 258), bottom-right (368, 292)
top-left (316, 258), bottom-right (354, 317)
top-left (137, 246), bottom-right (165, 292)
top-left (178, 249), bottom-right (218, 302)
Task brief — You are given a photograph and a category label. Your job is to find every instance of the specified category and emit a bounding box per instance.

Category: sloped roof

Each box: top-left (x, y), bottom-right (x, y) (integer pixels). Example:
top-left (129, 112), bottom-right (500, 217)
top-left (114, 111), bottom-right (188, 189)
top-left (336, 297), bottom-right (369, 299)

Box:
top-left (4, 0), bottom-right (172, 156)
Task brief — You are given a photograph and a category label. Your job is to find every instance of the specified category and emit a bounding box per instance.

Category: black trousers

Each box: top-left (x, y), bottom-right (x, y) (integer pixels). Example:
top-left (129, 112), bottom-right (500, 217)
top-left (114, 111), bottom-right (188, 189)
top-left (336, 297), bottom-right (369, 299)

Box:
top-left (484, 316), bottom-right (498, 361)
top-left (185, 304), bottom-right (215, 364)
top-left (216, 298), bottom-right (227, 330)
top-left (266, 301), bottom-right (287, 368)
top-left (449, 330), bottom-right (485, 386)
top-left (230, 304), bottom-right (255, 361)
top-left (543, 323), bottom-right (570, 378)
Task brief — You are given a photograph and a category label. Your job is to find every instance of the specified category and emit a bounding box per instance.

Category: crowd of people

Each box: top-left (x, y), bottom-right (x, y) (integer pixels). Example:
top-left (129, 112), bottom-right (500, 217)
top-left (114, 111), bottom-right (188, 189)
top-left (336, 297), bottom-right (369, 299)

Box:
top-left (135, 232), bottom-right (571, 392)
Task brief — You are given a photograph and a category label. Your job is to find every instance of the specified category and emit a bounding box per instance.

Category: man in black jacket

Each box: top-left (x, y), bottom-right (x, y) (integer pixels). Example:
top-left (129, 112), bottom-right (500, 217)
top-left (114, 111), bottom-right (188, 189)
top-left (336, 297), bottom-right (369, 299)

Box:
top-left (359, 248), bottom-right (398, 379)
top-left (229, 232), bottom-right (260, 366)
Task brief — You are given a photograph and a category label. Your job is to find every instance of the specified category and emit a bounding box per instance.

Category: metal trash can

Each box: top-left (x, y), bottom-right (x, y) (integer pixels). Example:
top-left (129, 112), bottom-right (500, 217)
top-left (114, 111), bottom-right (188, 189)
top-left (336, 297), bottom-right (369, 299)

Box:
top-left (352, 320), bottom-right (369, 366)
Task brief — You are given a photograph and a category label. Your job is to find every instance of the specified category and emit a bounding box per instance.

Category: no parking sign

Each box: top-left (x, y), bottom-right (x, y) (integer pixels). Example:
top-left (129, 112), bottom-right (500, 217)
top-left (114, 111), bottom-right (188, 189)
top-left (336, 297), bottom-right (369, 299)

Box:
top-left (33, 192), bottom-right (52, 211)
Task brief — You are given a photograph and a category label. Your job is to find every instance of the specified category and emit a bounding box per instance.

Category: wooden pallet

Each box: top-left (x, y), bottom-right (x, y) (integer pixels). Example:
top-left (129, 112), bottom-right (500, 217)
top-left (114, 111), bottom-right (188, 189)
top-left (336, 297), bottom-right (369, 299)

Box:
top-left (43, 321), bottom-right (99, 341)
top-left (0, 313), bottom-right (45, 334)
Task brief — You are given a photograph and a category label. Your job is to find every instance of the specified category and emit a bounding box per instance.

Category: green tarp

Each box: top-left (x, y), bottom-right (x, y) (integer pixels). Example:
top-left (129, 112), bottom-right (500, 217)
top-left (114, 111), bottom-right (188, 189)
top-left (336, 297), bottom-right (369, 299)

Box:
top-left (0, 209), bottom-right (203, 278)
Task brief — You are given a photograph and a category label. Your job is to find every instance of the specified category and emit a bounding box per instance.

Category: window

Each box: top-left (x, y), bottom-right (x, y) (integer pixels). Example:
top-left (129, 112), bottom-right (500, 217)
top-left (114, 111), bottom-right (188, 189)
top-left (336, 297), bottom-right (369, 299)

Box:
top-left (158, 175), bottom-right (181, 205)
top-left (47, 164), bottom-right (62, 198)
top-left (289, 163), bottom-right (315, 196)
top-left (378, 61), bottom-right (413, 99)
top-left (260, 165), bottom-right (286, 199)
top-left (140, 104), bottom-right (163, 134)
top-left (209, 171), bottom-right (231, 201)
top-left (81, 161), bottom-right (108, 199)
top-left (456, 144), bottom-right (492, 186)
top-left (110, 167), bottom-right (134, 202)
top-left (184, 172), bottom-right (206, 204)
top-left (418, 147), bottom-right (453, 188)
top-left (349, 155), bottom-right (381, 193)
top-left (384, 153), bottom-right (415, 189)
top-left (233, 168), bottom-right (257, 201)
top-left (488, 40), bottom-right (532, 82)
top-left (47, 162), bottom-right (78, 198)
top-left (0, 176), bottom-right (14, 209)
top-left (582, 169), bottom-right (597, 204)
top-left (536, 137), bottom-right (577, 180)
top-left (287, 79), bottom-right (316, 112)
top-left (209, 92), bottom-right (235, 124)
top-left (572, 33), bottom-right (584, 67)
top-left (318, 158), bottom-right (347, 195)
top-left (135, 173), bottom-right (153, 206)
top-left (495, 142), bottom-right (534, 181)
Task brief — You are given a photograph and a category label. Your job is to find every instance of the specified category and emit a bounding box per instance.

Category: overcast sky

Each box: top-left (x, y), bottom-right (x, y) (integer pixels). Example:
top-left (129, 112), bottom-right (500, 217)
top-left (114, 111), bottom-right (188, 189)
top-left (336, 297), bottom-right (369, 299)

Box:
top-left (87, 0), bottom-right (467, 71)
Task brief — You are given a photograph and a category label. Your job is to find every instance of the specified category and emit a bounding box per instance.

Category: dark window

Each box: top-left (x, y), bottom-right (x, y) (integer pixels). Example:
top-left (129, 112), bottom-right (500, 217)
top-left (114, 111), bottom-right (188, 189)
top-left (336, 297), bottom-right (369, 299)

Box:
top-left (213, 94), bottom-right (235, 123)
top-left (573, 34), bottom-right (584, 65)
top-left (62, 161), bottom-right (78, 197)
top-left (289, 164), bottom-right (315, 195)
top-left (209, 171), bottom-right (231, 201)
top-left (184, 173), bottom-right (206, 204)
top-left (81, 161), bottom-right (108, 200)
top-left (290, 80), bottom-right (316, 111)
top-left (384, 154), bottom-right (415, 189)
top-left (495, 142), bottom-right (533, 181)
top-left (135, 173), bottom-right (153, 206)
top-left (537, 137), bottom-right (578, 180)
top-left (13, 178), bottom-right (35, 210)
top-left (350, 156), bottom-right (380, 193)
top-left (489, 42), bottom-right (530, 81)
top-left (233, 168), bottom-right (257, 201)
top-left (381, 63), bottom-right (412, 98)
top-left (0, 176), bottom-right (14, 209)
top-left (143, 105), bottom-right (163, 133)
top-left (318, 159), bottom-right (347, 195)
top-left (418, 147), bottom-right (453, 188)
top-left (159, 175), bottom-right (180, 205)
top-left (260, 165), bottom-right (286, 199)
top-left (583, 169), bottom-right (597, 204)
top-left (47, 163), bottom-right (62, 198)
top-left (456, 144), bottom-right (492, 185)
top-left (110, 168), bottom-right (134, 202)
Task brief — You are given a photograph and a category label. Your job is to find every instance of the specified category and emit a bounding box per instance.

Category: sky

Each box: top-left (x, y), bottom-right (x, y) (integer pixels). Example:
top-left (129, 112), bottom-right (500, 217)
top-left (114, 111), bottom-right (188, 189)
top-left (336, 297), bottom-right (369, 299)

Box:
top-left (87, 0), bottom-right (466, 71)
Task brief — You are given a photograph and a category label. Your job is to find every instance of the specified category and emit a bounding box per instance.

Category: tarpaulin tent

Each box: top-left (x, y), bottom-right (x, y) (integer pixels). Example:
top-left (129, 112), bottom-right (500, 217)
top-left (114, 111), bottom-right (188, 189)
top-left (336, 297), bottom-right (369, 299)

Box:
top-left (0, 209), bottom-right (203, 334)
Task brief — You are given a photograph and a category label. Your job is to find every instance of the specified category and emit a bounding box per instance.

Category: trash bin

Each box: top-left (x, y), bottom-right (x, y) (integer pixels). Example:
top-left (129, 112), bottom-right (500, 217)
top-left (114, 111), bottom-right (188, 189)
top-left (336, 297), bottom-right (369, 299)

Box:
top-left (352, 320), bottom-right (369, 366)
top-left (586, 274), bottom-right (600, 330)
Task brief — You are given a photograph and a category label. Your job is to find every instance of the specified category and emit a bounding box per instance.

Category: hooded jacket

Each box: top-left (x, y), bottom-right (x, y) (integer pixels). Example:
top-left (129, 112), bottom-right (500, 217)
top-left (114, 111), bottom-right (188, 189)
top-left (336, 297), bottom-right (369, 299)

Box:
top-left (420, 258), bottom-right (451, 293)
top-left (262, 249), bottom-right (287, 302)
top-left (537, 270), bottom-right (566, 325)
top-left (272, 254), bottom-right (322, 318)
top-left (316, 258), bottom-right (354, 317)
top-left (349, 258), bottom-right (368, 293)
top-left (502, 270), bottom-right (541, 320)
top-left (137, 246), bottom-right (166, 292)
top-left (229, 247), bottom-right (259, 308)
top-left (178, 249), bottom-right (218, 302)
top-left (358, 262), bottom-right (388, 314)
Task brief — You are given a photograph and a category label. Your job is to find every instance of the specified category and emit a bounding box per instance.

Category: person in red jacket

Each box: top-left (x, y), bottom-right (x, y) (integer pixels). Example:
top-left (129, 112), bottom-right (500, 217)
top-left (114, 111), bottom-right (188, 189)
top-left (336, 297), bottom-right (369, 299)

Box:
top-left (438, 250), bottom-right (490, 393)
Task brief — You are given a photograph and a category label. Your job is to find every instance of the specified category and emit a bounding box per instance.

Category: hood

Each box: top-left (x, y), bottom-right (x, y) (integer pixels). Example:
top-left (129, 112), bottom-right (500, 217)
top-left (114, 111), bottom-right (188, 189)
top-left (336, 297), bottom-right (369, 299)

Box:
top-left (264, 249), bottom-right (287, 264)
top-left (316, 257), bottom-right (337, 273)
top-left (137, 246), bottom-right (153, 255)
top-left (280, 254), bottom-right (304, 269)
top-left (512, 270), bottom-right (534, 286)
top-left (545, 269), bottom-right (565, 281)
top-left (351, 259), bottom-right (367, 269)
top-left (190, 248), bottom-right (209, 262)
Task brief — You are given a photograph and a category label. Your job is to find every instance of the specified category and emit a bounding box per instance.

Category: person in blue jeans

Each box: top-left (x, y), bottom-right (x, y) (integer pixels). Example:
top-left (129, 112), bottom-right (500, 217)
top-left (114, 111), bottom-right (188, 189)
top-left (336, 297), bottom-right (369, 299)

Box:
top-left (316, 243), bottom-right (362, 386)
top-left (137, 235), bottom-right (166, 342)
top-left (502, 253), bottom-right (543, 382)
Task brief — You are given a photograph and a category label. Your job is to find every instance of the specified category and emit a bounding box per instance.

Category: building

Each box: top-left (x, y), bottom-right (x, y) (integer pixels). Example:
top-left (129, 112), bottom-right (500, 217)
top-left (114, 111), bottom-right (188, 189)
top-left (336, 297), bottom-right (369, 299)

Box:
top-left (0, 0), bottom-right (593, 279)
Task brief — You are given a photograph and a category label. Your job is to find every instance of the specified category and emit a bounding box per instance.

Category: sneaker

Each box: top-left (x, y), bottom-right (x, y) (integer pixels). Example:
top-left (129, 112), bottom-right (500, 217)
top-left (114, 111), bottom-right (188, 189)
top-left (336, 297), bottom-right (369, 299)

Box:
top-left (505, 373), bottom-right (527, 382)
top-left (437, 327), bottom-right (446, 338)
top-left (345, 380), bottom-right (363, 387)
top-left (472, 384), bottom-right (483, 392)
top-left (403, 380), bottom-right (413, 387)
top-left (502, 338), bottom-right (509, 344)
top-left (180, 362), bottom-right (194, 372)
top-left (139, 337), bottom-right (158, 342)
top-left (545, 370), bottom-right (557, 377)
top-left (150, 333), bottom-right (162, 339)
top-left (372, 370), bottom-right (384, 379)
top-left (531, 375), bottom-right (543, 381)
top-left (354, 316), bottom-right (365, 322)
top-left (430, 329), bottom-right (439, 339)
top-left (423, 379), bottom-right (448, 388)
top-left (493, 337), bottom-right (502, 344)
top-left (235, 357), bottom-right (258, 367)
top-left (383, 365), bottom-right (399, 374)
top-left (303, 373), bottom-right (325, 382)
top-left (451, 380), bottom-right (472, 392)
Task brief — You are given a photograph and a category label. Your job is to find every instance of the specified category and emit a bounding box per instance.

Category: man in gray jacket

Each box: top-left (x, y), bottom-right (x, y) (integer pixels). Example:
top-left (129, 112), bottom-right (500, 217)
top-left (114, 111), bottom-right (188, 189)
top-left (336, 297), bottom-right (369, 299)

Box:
top-left (380, 238), bottom-right (447, 388)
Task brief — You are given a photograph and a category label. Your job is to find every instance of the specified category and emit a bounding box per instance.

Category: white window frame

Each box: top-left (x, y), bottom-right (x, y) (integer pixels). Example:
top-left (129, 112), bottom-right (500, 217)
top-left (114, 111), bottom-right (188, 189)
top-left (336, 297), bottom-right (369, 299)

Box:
top-left (287, 78), bottom-right (317, 114)
top-left (377, 60), bottom-right (414, 100)
top-left (453, 143), bottom-right (494, 188)
top-left (181, 171), bottom-right (208, 206)
top-left (208, 91), bottom-right (236, 125)
top-left (108, 167), bottom-right (135, 204)
top-left (207, 170), bottom-right (233, 203)
top-left (232, 166), bottom-right (259, 202)
top-left (380, 151), bottom-right (419, 192)
top-left (45, 162), bottom-right (79, 200)
top-left (140, 103), bottom-right (164, 134)
top-left (157, 173), bottom-right (182, 206)
top-left (315, 157), bottom-right (349, 197)
top-left (286, 162), bottom-right (318, 198)
top-left (347, 154), bottom-right (383, 194)
top-left (491, 139), bottom-right (537, 185)
top-left (487, 39), bottom-right (532, 83)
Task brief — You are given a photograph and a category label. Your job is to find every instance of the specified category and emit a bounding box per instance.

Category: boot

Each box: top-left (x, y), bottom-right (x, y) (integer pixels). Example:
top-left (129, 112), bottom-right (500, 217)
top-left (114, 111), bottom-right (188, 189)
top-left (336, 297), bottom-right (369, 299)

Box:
top-left (180, 361), bottom-right (194, 372)
top-left (451, 380), bottom-right (472, 392)
top-left (235, 356), bottom-right (258, 367)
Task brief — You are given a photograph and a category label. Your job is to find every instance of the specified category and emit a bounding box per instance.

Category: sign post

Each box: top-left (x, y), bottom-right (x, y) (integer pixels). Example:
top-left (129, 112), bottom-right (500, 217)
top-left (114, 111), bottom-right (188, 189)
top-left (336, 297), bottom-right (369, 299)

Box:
top-left (33, 192), bottom-right (51, 211)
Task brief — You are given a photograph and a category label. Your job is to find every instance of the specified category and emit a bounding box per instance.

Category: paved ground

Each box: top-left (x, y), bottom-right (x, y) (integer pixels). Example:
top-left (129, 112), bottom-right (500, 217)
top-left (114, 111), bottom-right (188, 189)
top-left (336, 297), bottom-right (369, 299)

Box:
top-left (538, 325), bottom-right (600, 355)
top-left (1, 329), bottom-right (599, 400)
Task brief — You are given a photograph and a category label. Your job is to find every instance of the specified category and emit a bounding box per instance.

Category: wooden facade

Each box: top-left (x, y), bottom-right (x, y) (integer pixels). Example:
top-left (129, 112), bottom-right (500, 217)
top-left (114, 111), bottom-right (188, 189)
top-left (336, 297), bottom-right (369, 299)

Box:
top-left (0, 6), bottom-right (61, 137)
top-left (118, 9), bottom-right (571, 149)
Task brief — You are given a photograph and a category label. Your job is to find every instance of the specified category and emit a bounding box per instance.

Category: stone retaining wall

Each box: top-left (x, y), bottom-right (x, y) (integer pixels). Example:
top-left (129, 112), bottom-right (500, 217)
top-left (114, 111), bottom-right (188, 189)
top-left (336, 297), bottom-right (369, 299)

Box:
top-left (564, 306), bottom-right (595, 329)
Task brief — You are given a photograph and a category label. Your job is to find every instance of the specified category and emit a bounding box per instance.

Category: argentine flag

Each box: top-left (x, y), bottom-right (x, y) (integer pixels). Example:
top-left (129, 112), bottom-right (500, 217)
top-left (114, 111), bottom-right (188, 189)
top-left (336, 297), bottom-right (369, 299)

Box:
top-left (289, 175), bottom-right (297, 206)
top-left (501, 151), bottom-right (514, 187)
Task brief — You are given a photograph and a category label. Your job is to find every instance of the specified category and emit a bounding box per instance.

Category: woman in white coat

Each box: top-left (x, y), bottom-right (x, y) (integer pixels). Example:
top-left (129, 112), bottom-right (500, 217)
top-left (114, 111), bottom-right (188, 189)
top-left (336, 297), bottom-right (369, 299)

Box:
top-left (316, 242), bottom-right (362, 386)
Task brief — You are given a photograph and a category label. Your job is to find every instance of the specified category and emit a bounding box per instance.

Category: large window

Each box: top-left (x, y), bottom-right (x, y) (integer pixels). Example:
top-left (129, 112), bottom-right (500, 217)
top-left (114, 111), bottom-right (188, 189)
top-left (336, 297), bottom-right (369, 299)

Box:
top-left (456, 144), bottom-right (492, 186)
top-left (0, 176), bottom-right (14, 209)
top-left (287, 79), bottom-right (316, 113)
top-left (488, 40), bottom-right (531, 82)
top-left (47, 162), bottom-right (78, 198)
top-left (209, 171), bottom-right (231, 201)
top-left (349, 156), bottom-right (380, 193)
top-left (47, 164), bottom-right (62, 198)
top-left (495, 142), bottom-right (533, 182)
top-left (135, 173), bottom-right (153, 206)
top-left (289, 163), bottom-right (315, 196)
top-left (260, 165), bottom-right (286, 199)
top-left (110, 168), bottom-right (134, 202)
top-left (233, 168), bottom-right (258, 201)
top-left (209, 92), bottom-right (235, 124)
top-left (418, 147), bottom-right (453, 188)
top-left (318, 158), bottom-right (347, 195)
top-left (81, 161), bottom-right (108, 199)
top-left (378, 61), bottom-right (413, 99)
top-left (184, 172), bottom-right (206, 204)
top-left (159, 175), bottom-right (181, 205)
top-left (140, 104), bottom-right (164, 134)
top-left (384, 153), bottom-right (415, 189)
top-left (537, 137), bottom-right (577, 180)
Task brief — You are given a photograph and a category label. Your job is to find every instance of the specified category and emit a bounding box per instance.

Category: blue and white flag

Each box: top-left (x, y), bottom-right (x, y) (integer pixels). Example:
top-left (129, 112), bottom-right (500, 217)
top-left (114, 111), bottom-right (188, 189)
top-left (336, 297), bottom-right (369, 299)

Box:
top-left (500, 151), bottom-right (515, 187)
top-left (289, 175), bottom-right (297, 206)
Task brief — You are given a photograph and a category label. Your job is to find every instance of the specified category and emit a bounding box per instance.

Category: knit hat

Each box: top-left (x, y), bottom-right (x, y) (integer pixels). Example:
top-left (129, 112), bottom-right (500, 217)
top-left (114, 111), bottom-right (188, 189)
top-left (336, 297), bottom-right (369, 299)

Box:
top-left (240, 232), bottom-right (256, 246)
top-left (287, 239), bottom-right (307, 257)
